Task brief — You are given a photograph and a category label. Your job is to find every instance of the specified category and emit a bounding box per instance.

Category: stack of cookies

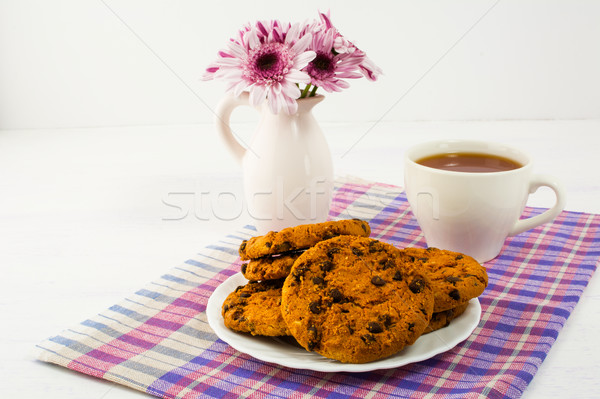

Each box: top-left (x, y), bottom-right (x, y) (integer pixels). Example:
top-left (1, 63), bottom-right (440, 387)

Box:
top-left (221, 219), bottom-right (488, 364)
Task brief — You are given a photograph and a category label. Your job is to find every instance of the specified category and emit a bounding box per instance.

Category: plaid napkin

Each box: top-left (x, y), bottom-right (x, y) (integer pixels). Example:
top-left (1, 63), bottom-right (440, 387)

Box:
top-left (37, 177), bottom-right (600, 399)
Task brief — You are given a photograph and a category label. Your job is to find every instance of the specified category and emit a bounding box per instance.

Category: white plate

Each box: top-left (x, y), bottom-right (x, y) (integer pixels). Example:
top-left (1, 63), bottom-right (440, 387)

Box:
top-left (206, 272), bottom-right (481, 373)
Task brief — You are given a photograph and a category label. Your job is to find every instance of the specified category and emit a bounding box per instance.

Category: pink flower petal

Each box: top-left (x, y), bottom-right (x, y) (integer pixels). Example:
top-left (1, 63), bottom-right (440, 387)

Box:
top-left (319, 10), bottom-right (333, 29)
top-left (285, 23), bottom-right (300, 45)
top-left (322, 29), bottom-right (335, 52)
top-left (360, 56), bottom-right (383, 81)
top-left (217, 69), bottom-right (243, 81)
top-left (268, 89), bottom-right (282, 114)
top-left (292, 51), bottom-right (316, 70)
top-left (284, 96), bottom-right (298, 115)
top-left (246, 29), bottom-right (260, 49)
top-left (249, 84), bottom-right (267, 106)
top-left (281, 79), bottom-right (301, 99)
top-left (232, 80), bottom-right (250, 97)
top-left (336, 71), bottom-right (363, 79)
top-left (256, 21), bottom-right (269, 37)
top-left (218, 50), bottom-right (234, 58)
top-left (286, 69), bottom-right (312, 84)
top-left (226, 41), bottom-right (247, 59)
top-left (290, 32), bottom-right (312, 54)
top-left (215, 57), bottom-right (242, 67)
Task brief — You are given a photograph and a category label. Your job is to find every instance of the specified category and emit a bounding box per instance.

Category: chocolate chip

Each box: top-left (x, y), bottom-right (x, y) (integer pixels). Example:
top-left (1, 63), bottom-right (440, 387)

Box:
top-left (326, 248), bottom-right (340, 258)
top-left (360, 221), bottom-right (368, 233)
top-left (369, 241), bottom-right (384, 253)
top-left (352, 247), bottom-right (363, 256)
top-left (361, 334), bottom-right (376, 344)
top-left (347, 325), bottom-right (354, 334)
top-left (381, 259), bottom-right (395, 270)
top-left (371, 276), bottom-right (386, 286)
top-left (409, 278), bottom-right (425, 294)
top-left (265, 242), bottom-right (271, 248)
top-left (408, 322), bottom-right (415, 331)
top-left (232, 310), bottom-right (244, 321)
top-left (449, 289), bottom-right (460, 300)
top-left (367, 322), bottom-right (383, 333)
top-left (322, 231), bottom-right (336, 240)
top-left (239, 241), bottom-right (247, 252)
top-left (223, 304), bottom-right (230, 312)
top-left (239, 292), bottom-right (251, 298)
top-left (307, 326), bottom-right (319, 351)
top-left (456, 254), bottom-right (464, 260)
top-left (293, 263), bottom-right (308, 281)
top-left (378, 314), bottom-right (392, 327)
top-left (240, 264), bottom-right (247, 274)
top-left (309, 301), bottom-right (322, 314)
top-left (320, 260), bottom-right (333, 272)
top-left (312, 277), bottom-right (325, 285)
top-left (329, 288), bottom-right (343, 303)
top-left (445, 276), bottom-right (463, 283)
top-left (275, 241), bottom-right (291, 252)
top-left (393, 270), bottom-right (403, 281)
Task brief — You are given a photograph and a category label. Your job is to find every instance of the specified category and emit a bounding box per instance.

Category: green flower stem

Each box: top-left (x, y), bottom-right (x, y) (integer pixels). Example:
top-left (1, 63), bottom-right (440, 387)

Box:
top-left (309, 85), bottom-right (319, 97)
top-left (300, 84), bottom-right (312, 98)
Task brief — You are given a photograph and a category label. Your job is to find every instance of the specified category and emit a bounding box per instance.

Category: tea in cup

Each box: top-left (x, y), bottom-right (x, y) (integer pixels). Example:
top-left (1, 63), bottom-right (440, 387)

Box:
top-left (404, 140), bottom-right (566, 262)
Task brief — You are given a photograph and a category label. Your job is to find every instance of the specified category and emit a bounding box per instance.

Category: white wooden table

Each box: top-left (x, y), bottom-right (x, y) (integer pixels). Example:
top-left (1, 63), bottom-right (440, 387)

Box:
top-left (1, 120), bottom-right (598, 398)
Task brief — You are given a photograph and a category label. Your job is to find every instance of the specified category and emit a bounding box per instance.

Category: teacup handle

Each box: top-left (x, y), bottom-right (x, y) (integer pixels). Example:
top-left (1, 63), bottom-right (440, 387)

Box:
top-left (508, 174), bottom-right (566, 236)
top-left (214, 92), bottom-right (251, 163)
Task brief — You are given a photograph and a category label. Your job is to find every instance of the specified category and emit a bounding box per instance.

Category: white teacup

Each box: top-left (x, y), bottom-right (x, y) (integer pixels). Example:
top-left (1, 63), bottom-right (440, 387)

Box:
top-left (404, 140), bottom-right (566, 262)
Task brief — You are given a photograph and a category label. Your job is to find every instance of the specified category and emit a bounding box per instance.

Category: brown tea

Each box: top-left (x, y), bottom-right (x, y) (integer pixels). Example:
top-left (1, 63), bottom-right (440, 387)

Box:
top-left (417, 152), bottom-right (522, 173)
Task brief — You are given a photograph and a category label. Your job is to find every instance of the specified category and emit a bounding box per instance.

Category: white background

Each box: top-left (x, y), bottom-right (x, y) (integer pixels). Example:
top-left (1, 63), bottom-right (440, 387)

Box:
top-left (1, 0), bottom-right (599, 129)
top-left (1, 1), bottom-right (600, 399)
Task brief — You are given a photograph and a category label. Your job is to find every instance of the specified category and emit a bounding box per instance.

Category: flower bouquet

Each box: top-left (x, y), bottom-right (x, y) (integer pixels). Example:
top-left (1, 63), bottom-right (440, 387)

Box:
top-left (203, 11), bottom-right (382, 115)
top-left (204, 11), bottom-right (382, 232)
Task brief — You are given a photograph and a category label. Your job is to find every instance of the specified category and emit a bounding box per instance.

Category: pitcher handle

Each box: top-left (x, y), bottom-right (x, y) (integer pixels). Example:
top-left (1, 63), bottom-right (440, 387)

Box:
top-left (214, 92), bottom-right (251, 163)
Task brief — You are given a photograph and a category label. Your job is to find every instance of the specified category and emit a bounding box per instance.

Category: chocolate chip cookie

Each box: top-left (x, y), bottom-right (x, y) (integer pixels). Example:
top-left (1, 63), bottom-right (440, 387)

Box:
top-left (281, 236), bottom-right (435, 364)
top-left (238, 219), bottom-right (370, 261)
top-left (423, 302), bottom-right (470, 334)
top-left (241, 251), bottom-right (303, 281)
top-left (221, 279), bottom-right (290, 336)
top-left (400, 247), bottom-right (488, 313)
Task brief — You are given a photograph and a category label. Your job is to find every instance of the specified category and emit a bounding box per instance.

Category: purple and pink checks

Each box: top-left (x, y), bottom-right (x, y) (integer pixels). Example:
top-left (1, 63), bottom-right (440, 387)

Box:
top-left (37, 177), bottom-right (600, 398)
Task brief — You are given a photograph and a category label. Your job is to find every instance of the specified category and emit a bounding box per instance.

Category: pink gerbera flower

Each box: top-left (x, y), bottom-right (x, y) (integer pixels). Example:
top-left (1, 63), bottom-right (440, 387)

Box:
top-left (203, 22), bottom-right (316, 115)
top-left (303, 27), bottom-right (364, 93)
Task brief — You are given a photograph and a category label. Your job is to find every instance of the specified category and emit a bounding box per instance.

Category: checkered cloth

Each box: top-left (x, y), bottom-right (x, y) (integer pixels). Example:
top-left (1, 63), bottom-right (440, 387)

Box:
top-left (37, 177), bottom-right (600, 399)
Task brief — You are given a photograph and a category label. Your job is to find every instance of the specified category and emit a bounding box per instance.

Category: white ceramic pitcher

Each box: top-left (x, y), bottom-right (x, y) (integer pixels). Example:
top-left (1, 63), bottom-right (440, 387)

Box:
top-left (214, 92), bottom-right (333, 234)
